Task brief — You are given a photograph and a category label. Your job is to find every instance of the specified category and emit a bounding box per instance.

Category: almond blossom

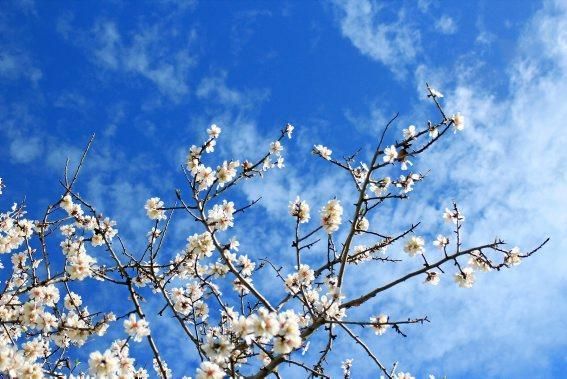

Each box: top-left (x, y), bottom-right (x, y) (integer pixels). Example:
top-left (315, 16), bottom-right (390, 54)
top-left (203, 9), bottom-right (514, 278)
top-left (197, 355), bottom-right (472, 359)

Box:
top-left (288, 196), bottom-right (311, 223)
top-left (123, 314), bottom-right (151, 342)
top-left (145, 197), bottom-right (167, 220)
top-left (320, 199), bottom-right (343, 234)
top-left (404, 236), bottom-right (425, 256)
top-left (0, 88), bottom-right (546, 379)
top-left (313, 144), bottom-right (332, 160)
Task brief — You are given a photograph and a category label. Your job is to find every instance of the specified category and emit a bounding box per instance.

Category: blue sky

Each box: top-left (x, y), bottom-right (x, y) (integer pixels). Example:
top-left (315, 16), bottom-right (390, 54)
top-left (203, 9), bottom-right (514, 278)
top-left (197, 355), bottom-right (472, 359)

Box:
top-left (1, 0), bottom-right (566, 378)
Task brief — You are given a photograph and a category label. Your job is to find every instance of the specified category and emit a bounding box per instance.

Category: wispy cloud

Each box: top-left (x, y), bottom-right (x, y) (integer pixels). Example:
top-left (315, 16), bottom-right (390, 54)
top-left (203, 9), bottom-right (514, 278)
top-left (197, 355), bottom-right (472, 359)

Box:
top-left (90, 20), bottom-right (197, 101)
top-left (331, 0), bottom-right (420, 77)
top-left (435, 15), bottom-right (458, 35)
top-left (8, 136), bottom-right (42, 163)
top-left (0, 51), bottom-right (42, 84)
top-left (196, 71), bottom-right (270, 110)
top-left (56, 11), bottom-right (198, 102)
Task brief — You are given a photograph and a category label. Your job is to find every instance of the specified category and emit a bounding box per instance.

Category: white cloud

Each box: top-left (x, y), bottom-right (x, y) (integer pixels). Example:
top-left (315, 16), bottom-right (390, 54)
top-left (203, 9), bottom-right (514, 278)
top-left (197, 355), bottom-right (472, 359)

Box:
top-left (476, 30), bottom-right (496, 46)
top-left (332, 0), bottom-right (420, 77)
top-left (9, 136), bottom-right (42, 163)
top-left (0, 51), bottom-right (42, 84)
top-left (54, 92), bottom-right (90, 110)
top-left (435, 14), bottom-right (457, 35)
top-left (417, 0), bottom-right (433, 13)
top-left (89, 20), bottom-right (196, 101)
top-left (344, 100), bottom-right (391, 135)
top-left (196, 71), bottom-right (270, 110)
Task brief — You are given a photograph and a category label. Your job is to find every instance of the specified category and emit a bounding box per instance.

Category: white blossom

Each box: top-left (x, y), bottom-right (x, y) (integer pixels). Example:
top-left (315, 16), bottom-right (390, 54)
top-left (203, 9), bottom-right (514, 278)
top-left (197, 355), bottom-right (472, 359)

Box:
top-left (404, 236), bottom-right (425, 256)
top-left (429, 126), bottom-right (439, 138)
top-left (428, 87), bottom-right (443, 98)
top-left (355, 216), bottom-right (369, 233)
top-left (216, 161), bottom-right (239, 187)
top-left (269, 141), bottom-right (283, 155)
top-left (273, 311), bottom-right (302, 354)
top-left (403, 125), bottom-right (417, 139)
top-left (207, 201), bottom-right (235, 231)
top-left (64, 292), bottom-right (82, 310)
top-left (186, 145), bottom-right (201, 173)
top-left (196, 361), bottom-right (224, 379)
top-left (452, 112), bottom-right (465, 132)
top-left (124, 314), bottom-right (151, 342)
top-left (89, 350), bottom-right (119, 378)
top-left (433, 234), bottom-right (449, 249)
top-left (285, 123), bottom-right (294, 138)
top-left (288, 196), bottom-right (310, 223)
top-left (196, 165), bottom-right (216, 191)
top-left (454, 267), bottom-right (475, 288)
top-left (443, 207), bottom-right (465, 224)
top-left (383, 145), bottom-right (398, 163)
top-left (505, 247), bottom-right (522, 266)
top-left (202, 333), bottom-right (234, 364)
top-left (370, 314), bottom-right (389, 335)
top-left (145, 197), bottom-right (166, 220)
top-left (341, 359), bottom-right (353, 378)
top-left (207, 124), bottom-right (221, 139)
top-left (468, 250), bottom-right (492, 272)
top-left (313, 145), bottom-right (332, 160)
top-left (66, 252), bottom-right (96, 280)
top-left (250, 308), bottom-right (280, 339)
top-left (320, 199), bottom-right (343, 234)
top-left (369, 177), bottom-right (391, 196)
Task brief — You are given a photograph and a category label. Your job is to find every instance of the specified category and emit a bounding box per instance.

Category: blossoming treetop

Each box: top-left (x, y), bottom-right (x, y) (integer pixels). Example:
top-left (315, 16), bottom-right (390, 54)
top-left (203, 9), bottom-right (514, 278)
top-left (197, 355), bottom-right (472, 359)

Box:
top-left (0, 85), bottom-right (547, 379)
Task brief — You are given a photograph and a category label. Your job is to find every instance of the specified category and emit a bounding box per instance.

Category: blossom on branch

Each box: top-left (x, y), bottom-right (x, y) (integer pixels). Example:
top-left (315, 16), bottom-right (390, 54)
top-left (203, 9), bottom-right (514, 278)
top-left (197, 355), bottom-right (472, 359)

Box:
top-left (123, 314), bottom-right (151, 342)
top-left (404, 236), bottom-right (425, 256)
top-left (320, 199), bottom-right (343, 234)
top-left (145, 197), bottom-right (166, 220)
top-left (313, 144), bottom-right (332, 160)
top-left (288, 196), bottom-right (311, 223)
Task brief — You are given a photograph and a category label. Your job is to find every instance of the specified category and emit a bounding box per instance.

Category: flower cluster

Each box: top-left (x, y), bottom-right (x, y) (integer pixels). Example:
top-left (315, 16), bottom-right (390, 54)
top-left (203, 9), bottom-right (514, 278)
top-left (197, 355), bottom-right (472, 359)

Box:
top-left (433, 234), bottom-right (449, 249)
top-left (145, 197), bottom-right (166, 220)
top-left (320, 199), bottom-right (343, 234)
top-left (288, 196), bottom-right (311, 223)
top-left (207, 200), bottom-right (235, 231)
top-left (216, 160), bottom-right (240, 187)
top-left (187, 232), bottom-right (216, 258)
top-left (89, 341), bottom-right (149, 378)
top-left (284, 264), bottom-right (315, 295)
top-left (454, 267), bottom-right (475, 288)
top-left (505, 247), bottom-right (522, 266)
top-left (369, 177), bottom-right (391, 196)
top-left (0, 205), bottom-right (34, 255)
